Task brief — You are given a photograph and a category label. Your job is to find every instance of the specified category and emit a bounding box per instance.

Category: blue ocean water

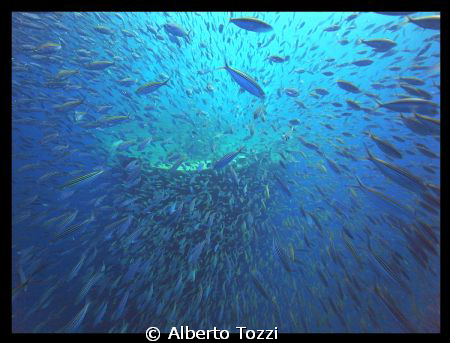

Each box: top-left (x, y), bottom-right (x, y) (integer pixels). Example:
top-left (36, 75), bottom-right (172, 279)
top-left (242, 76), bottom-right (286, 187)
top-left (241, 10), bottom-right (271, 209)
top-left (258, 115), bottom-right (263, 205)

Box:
top-left (12, 12), bottom-right (440, 333)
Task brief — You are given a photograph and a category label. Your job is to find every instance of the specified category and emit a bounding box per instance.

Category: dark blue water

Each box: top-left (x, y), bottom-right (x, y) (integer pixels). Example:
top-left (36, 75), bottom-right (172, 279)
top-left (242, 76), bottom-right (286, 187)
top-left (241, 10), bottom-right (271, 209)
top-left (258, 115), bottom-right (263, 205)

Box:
top-left (12, 12), bottom-right (440, 333)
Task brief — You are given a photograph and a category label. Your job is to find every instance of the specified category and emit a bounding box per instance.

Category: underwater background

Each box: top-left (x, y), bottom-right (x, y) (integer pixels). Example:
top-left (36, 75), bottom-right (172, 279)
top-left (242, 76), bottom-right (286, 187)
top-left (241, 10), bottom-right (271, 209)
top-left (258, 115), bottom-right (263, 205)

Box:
top-left (12, 11), bottom-right (440, 333)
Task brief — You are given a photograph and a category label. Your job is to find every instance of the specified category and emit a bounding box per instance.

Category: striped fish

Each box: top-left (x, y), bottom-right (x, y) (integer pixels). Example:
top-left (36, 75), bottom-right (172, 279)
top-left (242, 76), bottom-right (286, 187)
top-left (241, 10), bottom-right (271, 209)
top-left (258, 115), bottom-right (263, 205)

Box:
top-left (368, 241), bottom-right (412, 295)
top-left (325, 157), bottom-right (341, 174)
top-left (84, 60), bottom-right (114, 70)
top-left (62, 301), bottom-right (91, 333)
top-left (57, 210), bottom-right (78, 230)
top-left (414, 112), bottom-right (440, 135)
top-left (135, 79), bottom-right (169, 95)
top-left (365, 146), bottom-right (428, 194)
top-left (113, 289), bottom-right (130, 321)
top-left (68, 252), bottom-right (87, 281)
top-left (76, 272), bottom-right (102, 305)
top-left (59, 170), bottom-right (104, 189)
top-left (250, 271), bottom-right (271, 302)
top-left (354, 176), bottom-right (413, 218)
top-left (93, 302), bottom-right (108, 326)
top-left (273, 237), bottom-right (292, 273)
top-left (13, 262), bottom-right (51, 298)
top-left (52, 216), bottom-right (92, 242)
top-left (213, 146), bottom-right (244, 169)
top-left (342, 232), bottom-right (363, 269)
top-left (220, 60), bottom-right (265, 98)
top-left (374, 285), bottom-right (417, 332)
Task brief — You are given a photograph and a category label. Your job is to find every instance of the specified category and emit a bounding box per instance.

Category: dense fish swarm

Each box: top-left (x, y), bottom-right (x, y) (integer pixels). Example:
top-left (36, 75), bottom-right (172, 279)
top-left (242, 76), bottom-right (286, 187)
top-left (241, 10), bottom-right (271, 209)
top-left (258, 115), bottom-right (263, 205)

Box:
top-left (12, 11), bottom-right (440, 333)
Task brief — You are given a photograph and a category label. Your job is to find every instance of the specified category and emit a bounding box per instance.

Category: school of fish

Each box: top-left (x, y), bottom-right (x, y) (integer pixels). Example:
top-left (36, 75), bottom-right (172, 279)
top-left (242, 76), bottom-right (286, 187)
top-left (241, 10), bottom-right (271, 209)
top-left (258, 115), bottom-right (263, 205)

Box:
top-left (12, 11), bottom-right (440, 333)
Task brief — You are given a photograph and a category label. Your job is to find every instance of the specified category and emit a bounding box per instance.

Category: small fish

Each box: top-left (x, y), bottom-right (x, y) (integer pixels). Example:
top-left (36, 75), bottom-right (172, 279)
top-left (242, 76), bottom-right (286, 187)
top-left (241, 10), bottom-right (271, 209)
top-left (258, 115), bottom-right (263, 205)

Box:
top-left (353, 176), bottom-right (413, 218)
top-left (61, 301), bottom-right (91, 333)
top-left (285, 88), bottom-right (299, 97)
top-left (315, 88), bottom-right (329, 96)
top-left (323, 24), bottom-right (340, 32)
top-left (274, 174), bottom-right (292, 197)
top-left (59, 170), bottom-right (104, 189)
top-left (368, 131), bottom-right (402, 158)
top-left (219, 60), bottom-right (265, 98)
top-left (54, 99), bottom-right (83, 112)
top-left (399, 84), bottom-right (432, 100)
top-left (269, 55), bottom-right (289, 64)
top-left (374, 285), bottom-right (416, 332)
top-left (398, 76), bottom-right (425, 86)
top-left (289, 118), bottom-right (301, 126)
top-left (136, 79), bottom-right (169, 95)
top-left (250, 271), bottom-right (272, 302)
top-left (273, 238), bottom-right (292, 273)
top-left (229, 17), bottom-right (273, 32)
top-left (337, 80), bottom-right (361, 93)
top-left (84, 60), bottom-right (115, 70)
top-left (357, 38), bottom-right (397, 52)
top-left (414, 113), bottom-right (440, 135)
top-left (213, 146), bottom-right (244, 169)
top-left (34, 42), bottom-right (61, 54)
top-left (163, 22), bottom-right (191, 42)
top-left (117, 77), bottom-right (136, 86)
top-left (406, 15), bottom-right (440, 30)
top-left (374, 98), bottom-right (439, 116)
top-left (365, 145), bottom-right (428, 194)
top-left (94, 25), bottom-right (113, 35)
top-left (352, 59), bottom-right (373, 66)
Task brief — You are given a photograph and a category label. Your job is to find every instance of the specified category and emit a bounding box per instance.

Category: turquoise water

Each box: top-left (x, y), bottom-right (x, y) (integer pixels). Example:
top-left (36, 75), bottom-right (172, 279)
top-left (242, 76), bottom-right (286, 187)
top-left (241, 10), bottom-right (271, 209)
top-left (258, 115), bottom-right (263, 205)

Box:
top-left (12, 12), bottom-right (440, 333)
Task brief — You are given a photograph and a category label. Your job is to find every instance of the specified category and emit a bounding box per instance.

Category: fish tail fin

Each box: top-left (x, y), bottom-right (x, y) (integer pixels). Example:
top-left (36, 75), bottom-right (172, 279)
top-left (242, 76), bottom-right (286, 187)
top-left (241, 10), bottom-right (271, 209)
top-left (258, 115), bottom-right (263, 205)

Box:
top-left (356, 38), bottom-right (362, 45)
top-left (399, 16), bottom-right (411, 27)
top-left (373, 98), bottom-right (382, 109)
top-left (214, 58), bottom-right (228, 71)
